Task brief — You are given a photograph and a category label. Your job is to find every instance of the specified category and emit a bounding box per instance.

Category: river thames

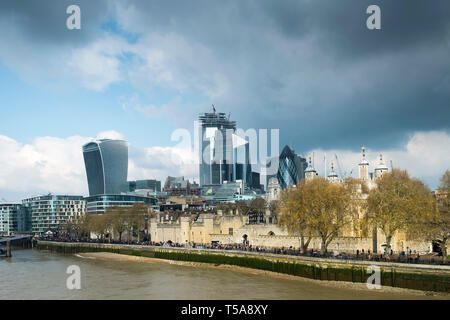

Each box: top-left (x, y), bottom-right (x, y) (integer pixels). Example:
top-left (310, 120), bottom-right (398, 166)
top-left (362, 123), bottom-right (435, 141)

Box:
top-left (0, 249), bottom-right (446, 300)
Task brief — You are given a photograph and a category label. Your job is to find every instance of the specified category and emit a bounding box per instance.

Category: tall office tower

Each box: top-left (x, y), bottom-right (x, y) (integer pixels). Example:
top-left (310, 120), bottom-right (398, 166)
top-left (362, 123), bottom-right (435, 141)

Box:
top-left (198, 110), bottom-right (236, 186)
top-left (277, 145), bottom-right (307, 189)
top-left (82, 139), bottom-right (128, 196)
top-left (234, 137), bottom-right (252, 186)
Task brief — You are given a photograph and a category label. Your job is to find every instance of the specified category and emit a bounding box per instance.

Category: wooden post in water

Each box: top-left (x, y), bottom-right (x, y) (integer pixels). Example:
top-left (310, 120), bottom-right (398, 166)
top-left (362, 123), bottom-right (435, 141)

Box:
top-left (6, 240), bottom-right (11, 257)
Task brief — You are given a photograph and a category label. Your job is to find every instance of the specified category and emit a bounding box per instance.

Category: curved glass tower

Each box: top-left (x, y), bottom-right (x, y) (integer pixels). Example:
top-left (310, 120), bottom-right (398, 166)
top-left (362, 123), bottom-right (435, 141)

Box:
top-left (82, 139), bottom-right (128, 196)
top-left (277, 145), bottom-right (306, 189)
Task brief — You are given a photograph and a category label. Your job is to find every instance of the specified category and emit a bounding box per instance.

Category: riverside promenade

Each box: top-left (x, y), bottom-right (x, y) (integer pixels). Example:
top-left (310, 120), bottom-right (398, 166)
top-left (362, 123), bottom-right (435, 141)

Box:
top-left (36, 240), bottom-right (450, 293)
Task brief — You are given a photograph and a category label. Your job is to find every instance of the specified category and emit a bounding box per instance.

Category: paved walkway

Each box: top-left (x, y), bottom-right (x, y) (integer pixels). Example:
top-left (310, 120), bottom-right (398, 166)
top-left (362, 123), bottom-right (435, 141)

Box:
top-left (39, 240), bottom-right (450, 272)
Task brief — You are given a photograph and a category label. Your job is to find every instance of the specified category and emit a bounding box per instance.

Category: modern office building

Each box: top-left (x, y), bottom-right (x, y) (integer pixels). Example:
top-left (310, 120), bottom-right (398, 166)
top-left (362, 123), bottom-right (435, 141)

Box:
top-left (82, 139), bottom-right (129, 196)
top-left (163, 177), bottom-right (200, 196)
top-left (234, 139), bottom-right (252, 187)
top-left (22, 195), bottom-right (86, 235)
top-left (198, 111), bottom-right (236, 186)
top-left (164, 176), bottom-right (189, 189)
top-left (0, 204), bottom-right (20, 236)
top-left (85, 194), bottom-right (157, 214)
top-left (250, 171), bottom-right (263, 191)
top-left (128, 179), bottom-right (161, 193)
top-left (276, 145), bottom-right (307, 189)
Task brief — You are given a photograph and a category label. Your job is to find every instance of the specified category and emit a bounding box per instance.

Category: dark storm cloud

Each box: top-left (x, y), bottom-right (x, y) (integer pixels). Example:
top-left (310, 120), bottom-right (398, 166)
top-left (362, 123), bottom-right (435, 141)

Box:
top-left (108, 0), bottom-right (450, 151)
top-left (258, 0), bottom-right (450, 60)
top-left (1, 0), bottom-right (449, 152)
top-left (0, 0), bottom-right (110, 45)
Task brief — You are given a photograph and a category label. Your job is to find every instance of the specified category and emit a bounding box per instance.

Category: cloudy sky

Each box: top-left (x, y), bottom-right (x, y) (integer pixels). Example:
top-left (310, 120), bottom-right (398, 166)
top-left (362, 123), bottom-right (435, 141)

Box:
top-left (0, 0), bottom-right (449, 201)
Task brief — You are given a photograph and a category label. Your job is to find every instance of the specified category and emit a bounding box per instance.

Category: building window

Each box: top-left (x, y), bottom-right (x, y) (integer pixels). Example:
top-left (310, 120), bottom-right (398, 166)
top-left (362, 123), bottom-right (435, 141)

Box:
top-left (229, 228), bottom-right (233, 235)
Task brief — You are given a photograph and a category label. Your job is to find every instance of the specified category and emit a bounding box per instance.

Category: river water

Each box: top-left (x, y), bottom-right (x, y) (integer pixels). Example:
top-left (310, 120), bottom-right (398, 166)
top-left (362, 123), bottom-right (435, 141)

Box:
top-left (0, 249), bottom-right (445, 300)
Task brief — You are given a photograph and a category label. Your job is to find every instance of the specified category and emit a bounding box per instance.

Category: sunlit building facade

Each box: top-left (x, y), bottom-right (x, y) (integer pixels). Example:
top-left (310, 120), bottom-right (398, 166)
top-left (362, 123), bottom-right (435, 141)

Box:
top-left (22, 195), bottom-right (86, 235)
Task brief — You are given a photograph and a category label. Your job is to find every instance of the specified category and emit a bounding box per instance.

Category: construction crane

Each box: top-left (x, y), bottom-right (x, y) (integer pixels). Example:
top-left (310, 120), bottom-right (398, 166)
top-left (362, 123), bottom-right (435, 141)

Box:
top-left (334, 154), bottom-right (346, 179)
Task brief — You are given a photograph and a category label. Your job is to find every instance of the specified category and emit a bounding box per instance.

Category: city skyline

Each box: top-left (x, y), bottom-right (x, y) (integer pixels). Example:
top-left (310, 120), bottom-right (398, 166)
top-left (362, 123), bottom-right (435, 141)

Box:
top-left (0, 0), bottom-right (449, 201)
top-left (0, 126), bottom-right (447, 202)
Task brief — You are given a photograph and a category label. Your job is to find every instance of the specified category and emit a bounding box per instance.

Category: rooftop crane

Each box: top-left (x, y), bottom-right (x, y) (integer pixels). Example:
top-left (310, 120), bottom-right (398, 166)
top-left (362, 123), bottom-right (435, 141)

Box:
top-left (334, 154), bottom-right (345, 179)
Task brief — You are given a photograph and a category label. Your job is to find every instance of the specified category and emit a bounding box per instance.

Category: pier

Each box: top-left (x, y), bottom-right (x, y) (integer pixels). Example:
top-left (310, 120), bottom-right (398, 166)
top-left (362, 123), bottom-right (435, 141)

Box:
top-left (0, 235), bottom-right (33, 257)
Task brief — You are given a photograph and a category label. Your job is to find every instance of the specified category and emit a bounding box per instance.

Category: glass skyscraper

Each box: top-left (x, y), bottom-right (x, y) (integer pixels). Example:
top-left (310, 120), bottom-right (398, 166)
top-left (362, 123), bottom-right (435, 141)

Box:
top-left (276, 145), bottom-right (307, 189)
top-left (82, 139), bottom-right (129, 196)
top-left (198, 112), bottom-right (236, 186)
top-left (234, 140), bottom-right (252, 186)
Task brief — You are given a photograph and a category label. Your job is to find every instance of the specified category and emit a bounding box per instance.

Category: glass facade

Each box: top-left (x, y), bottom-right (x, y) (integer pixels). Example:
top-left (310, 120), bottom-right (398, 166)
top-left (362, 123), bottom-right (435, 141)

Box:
top-left (128, 179), bottom-right (161, 192)
top-left (234, 141), bottom-right (252, 186)
top-left (198, 113), bottom-right (236, 186)
top-left (83, 139), bottom-right (128, 196)
top-left (22, 195), bottom-right (86, 235)
top-left (85, 194), bottom-right (157, 214)
top-left (276, 145), bottom-right (307, 189)
top-left (0, 204), bottom-right (21, 235)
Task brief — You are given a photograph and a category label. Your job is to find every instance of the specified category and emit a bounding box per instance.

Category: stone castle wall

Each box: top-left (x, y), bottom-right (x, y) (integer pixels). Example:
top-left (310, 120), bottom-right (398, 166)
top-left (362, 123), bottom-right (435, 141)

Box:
top-left (148, 213), bottom-right (432, 254)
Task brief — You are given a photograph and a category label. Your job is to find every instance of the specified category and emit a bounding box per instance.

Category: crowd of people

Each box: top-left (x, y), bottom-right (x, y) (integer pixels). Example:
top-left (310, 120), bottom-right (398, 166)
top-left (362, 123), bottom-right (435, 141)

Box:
top-left (36, 235), bottom-right (448, 265)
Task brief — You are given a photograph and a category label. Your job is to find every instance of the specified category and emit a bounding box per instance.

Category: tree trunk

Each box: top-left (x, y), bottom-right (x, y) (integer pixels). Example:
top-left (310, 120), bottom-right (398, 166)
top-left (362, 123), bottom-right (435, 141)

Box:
top-left (300, 236), bottom-right (311, 254)
top-left (385, 235), bottom-right (392, 258)
top-left (320, 238), bottom-right (327, 255)
top-left (300, 237), bottom-right (306, 254)
top-left (443, 239), bottom-right (448, 264)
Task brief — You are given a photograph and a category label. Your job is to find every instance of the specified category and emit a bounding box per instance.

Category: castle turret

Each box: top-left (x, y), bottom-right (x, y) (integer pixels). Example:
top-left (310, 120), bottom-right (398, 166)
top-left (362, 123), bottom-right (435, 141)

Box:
top-left (327, 160), bottom-right (339, 183)
top-left (374, 152), bottom-right (388, 179)
top-left (358, 146), bottom-right (370, 181)
top-left (305, 154), bottom-right (317, 180)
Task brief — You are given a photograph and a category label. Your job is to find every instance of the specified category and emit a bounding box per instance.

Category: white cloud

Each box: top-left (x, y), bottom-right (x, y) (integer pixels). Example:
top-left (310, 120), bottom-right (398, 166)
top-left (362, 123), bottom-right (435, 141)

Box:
top-left (129, 146), bottom-right (198, 183)
top-left (0, 134), bottom-right (90, 200)
top-left (0, 132), bottom-right (198, 202)
top-left (67, 36), bottom-right (128, 91)
top-left (125, 32), bottom-right (230, 99)
top-left (307, 130), bottom-right (450, 189)
top-left (96, 130), bottom-right (125, 140)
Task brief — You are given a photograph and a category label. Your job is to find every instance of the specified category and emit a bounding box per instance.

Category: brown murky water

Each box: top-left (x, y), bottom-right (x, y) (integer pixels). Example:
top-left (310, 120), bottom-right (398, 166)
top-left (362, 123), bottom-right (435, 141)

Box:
top-left (0, 249), bottom-right (446, 300)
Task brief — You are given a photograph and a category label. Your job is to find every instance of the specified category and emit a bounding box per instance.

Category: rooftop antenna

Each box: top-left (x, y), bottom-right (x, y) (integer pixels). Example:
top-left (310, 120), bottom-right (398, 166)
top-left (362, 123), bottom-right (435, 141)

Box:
top-left (228, 112), bottom-right (231, 121)
top-left (212, 104), bottom-right (216, 114)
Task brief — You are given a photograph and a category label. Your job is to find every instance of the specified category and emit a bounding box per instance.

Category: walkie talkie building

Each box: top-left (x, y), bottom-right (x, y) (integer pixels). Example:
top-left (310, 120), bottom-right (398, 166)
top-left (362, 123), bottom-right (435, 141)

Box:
top-left (82, 139), bottom-right (128, 196)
